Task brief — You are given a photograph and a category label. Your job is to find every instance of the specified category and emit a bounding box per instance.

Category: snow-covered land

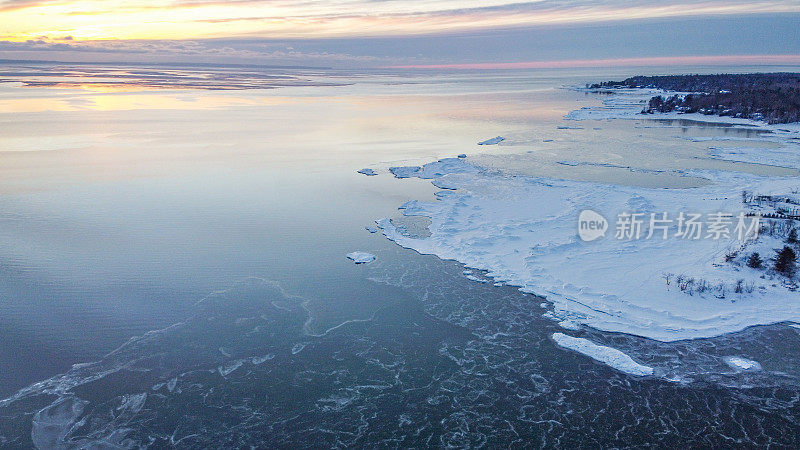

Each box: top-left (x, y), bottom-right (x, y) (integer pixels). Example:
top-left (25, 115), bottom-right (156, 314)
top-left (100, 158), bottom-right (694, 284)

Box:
top-left (376, 90), bottom-right (800, 344)
top-left (552, 333), bottom-right (654, 376)
top-left (567, 88), bottom-right (800, 169)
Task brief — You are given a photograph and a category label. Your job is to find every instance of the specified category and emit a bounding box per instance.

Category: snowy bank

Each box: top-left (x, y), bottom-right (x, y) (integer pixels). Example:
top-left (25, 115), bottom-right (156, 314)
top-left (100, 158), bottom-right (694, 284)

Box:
top-left (378, 156), bottom-right (800, 342)
top-left (566, 87), bottom-right (800, 170)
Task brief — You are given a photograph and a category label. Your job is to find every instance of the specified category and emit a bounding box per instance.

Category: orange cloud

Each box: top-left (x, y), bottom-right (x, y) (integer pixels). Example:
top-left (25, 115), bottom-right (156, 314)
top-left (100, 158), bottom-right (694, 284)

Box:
top-left (0, 0), bottom-right (798, 41)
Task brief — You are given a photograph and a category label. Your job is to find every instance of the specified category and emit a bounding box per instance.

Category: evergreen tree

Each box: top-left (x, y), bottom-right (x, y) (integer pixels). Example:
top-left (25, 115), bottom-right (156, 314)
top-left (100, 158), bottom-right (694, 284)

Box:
top-left (747, 252), bottom-right (763, 269)
top-left (788, 228), bottom-right (798, 245)
top-left (774, 246), bottom-right (797, 276)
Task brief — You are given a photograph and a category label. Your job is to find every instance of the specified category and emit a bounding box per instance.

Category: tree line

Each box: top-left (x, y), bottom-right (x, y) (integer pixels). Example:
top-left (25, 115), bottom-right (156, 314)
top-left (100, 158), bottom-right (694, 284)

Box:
top-left (589, 73), bottom-right (800, 124)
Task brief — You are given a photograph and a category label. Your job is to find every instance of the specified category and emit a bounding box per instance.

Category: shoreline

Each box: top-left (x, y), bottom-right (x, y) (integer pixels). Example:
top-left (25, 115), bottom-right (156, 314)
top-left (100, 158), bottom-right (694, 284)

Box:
top-left (372, 87), bottom-right (800, 363)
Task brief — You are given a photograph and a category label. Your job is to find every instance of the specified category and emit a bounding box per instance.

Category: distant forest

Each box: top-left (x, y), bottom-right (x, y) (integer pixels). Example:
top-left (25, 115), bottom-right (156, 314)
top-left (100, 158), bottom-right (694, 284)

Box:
top-left (589, 73), bottom-right (800, 124)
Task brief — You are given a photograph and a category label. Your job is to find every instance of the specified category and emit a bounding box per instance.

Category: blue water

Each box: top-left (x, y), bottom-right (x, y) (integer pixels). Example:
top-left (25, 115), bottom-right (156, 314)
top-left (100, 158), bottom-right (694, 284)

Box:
top-left (1, 63), bottom-right (800, 447)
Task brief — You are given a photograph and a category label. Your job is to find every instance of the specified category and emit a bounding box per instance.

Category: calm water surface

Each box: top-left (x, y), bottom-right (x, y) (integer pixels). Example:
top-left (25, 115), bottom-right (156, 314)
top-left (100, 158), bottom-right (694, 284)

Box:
top-left (1, 63), bottom-right (800, 447)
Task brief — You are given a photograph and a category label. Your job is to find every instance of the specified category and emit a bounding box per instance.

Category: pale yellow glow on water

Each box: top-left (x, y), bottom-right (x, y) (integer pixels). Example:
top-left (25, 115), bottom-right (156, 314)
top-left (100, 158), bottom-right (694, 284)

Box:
top-left (0, 90), bottom-right (294, 112)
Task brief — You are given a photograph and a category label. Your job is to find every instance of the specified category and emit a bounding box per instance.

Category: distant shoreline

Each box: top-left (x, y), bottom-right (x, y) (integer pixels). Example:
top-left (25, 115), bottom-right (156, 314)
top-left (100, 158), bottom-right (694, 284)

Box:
top-left (590, 73), bottom-right (800, 124)
top-left (0, 58), bottom-right (332, 71)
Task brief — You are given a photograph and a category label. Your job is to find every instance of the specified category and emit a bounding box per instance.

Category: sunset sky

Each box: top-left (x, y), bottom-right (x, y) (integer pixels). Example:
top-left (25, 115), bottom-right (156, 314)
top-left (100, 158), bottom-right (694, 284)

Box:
top-left (1, 0), bottom-right (799, 67)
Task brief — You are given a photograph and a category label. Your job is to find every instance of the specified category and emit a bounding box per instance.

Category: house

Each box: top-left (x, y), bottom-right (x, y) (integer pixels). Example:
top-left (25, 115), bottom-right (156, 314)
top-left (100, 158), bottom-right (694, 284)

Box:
top-left (776, 201), bottom-right (800, 217)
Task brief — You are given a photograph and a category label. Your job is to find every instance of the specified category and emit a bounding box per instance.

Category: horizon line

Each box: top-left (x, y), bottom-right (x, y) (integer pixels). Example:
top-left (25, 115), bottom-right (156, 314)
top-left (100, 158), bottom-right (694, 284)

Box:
top-left (386, 54), bottom-right (800, 70)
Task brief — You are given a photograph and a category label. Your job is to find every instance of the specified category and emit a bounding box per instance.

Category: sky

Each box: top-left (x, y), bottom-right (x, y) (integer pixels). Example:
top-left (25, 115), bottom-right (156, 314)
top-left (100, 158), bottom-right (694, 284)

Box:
top-left (0, 0), bottom-right (799, 68)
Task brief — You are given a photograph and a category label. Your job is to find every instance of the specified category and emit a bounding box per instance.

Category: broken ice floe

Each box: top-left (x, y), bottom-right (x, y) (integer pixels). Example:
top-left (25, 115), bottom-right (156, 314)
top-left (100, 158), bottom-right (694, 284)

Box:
top-left (723, 356), bottom-right (762, 372)
top-left (478, 136), bottom-right (504, 145)
top-left (346, 251), bottom-right (376, 264)
top-left (552, 333), bottom-right (654, 376)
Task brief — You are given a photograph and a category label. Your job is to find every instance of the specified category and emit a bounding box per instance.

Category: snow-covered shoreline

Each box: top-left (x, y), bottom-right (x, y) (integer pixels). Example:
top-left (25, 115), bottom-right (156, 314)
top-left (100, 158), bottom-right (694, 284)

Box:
top-left (566, 86), bottom-right (800, 170)
top-left (376, 89), bottom-right (800, 345)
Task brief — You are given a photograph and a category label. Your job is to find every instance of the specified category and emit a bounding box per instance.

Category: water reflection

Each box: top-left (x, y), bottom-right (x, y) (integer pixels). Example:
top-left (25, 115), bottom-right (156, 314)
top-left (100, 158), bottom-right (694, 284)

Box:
top-left (1, 63), bottom-right (800, 446)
